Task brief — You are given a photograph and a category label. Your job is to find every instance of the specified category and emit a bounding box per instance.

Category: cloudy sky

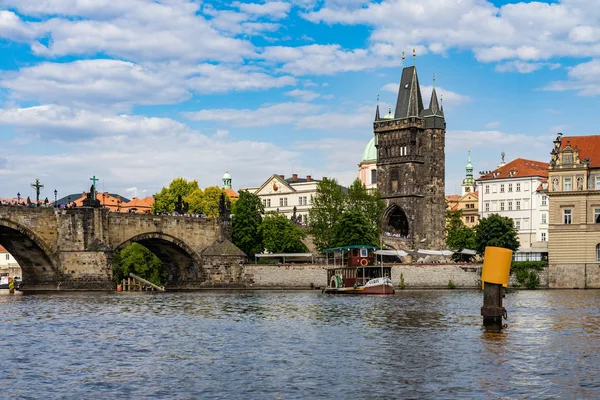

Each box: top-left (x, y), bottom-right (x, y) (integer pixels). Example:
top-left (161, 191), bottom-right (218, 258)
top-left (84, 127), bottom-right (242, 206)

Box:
top-left (0, 0), bottom-right (598, 200)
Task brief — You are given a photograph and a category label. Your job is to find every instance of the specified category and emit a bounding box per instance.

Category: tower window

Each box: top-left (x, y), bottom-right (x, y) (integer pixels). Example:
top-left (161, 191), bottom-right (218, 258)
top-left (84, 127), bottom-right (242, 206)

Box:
top-left (371, 169), bottom-right (377, 185)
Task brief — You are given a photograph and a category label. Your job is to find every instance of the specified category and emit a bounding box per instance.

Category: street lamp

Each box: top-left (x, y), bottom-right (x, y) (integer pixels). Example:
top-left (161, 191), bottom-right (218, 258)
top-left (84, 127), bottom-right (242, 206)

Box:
top-left (54, 189), bottom-right (58, 207)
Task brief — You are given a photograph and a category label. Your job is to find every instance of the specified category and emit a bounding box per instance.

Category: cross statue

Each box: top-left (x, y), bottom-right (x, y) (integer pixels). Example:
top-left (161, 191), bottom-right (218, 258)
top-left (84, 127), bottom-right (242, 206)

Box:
top-left (31, 178), bottom-right (44, 207)
top-left (90, 175), bottom-right (99, 189)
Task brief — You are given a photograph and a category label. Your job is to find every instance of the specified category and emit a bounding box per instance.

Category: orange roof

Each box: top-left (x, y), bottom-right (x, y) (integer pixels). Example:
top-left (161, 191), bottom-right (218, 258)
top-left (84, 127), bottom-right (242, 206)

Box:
top-left (0, 245), bottom-right (7, 252)
top-left (560, 135), bottom-right (600, 168)
top-left (224, 188), bottom-right (239, 199)
top-left (477, 158), bottom-right (549, 181)
top-left (122, 197), bottom-right (154, 213)
top-left (445, 195), bottom-right (460, 201)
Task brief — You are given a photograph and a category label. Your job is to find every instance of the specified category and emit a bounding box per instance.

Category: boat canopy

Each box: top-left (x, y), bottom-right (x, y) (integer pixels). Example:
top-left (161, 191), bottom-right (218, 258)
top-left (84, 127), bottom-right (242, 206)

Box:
top-left (322, 245), bottom-right (378, 254)
top-left (374, 249), bottom-right (409, 257)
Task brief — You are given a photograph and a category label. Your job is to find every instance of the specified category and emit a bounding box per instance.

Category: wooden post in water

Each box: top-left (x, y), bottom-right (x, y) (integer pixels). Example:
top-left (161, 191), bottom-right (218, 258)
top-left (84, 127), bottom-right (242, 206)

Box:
top-left (480, 246), bottom-right (512, 331)
top-left (481, 283), bottom-right (505, 330)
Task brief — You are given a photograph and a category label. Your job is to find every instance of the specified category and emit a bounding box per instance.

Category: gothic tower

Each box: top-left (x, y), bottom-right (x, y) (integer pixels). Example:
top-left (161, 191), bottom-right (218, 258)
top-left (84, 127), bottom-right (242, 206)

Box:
top-left (374, 65), bottom-right (446, 249)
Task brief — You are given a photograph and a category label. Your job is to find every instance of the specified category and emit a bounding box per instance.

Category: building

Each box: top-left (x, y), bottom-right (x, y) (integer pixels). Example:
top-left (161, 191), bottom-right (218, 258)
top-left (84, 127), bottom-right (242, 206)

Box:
top-left (221, 171), bottom-right (239, 199)
top-left (240, 174), bottom-right (319, 224)
top-left (121, 197), bottom-right (155, 213)
top-left (547, 133), bottom-right (600, 288)
top-left (358, 137), bottom-right (377, 190)
top-left (476, 157), bottom-right (549, 260)
top-left (374, 63), bottom-right (446, 249)
top-left (0, 245), bottom-right (21, 278)
top-left (56, 192), bottom-right (130, 211)
top-left (445, 149), bottom-right (479, 227)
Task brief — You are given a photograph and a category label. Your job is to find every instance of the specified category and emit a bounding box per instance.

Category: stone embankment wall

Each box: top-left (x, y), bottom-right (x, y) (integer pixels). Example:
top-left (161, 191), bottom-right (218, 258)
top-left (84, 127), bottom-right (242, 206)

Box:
top-left (245, 263), bottom-right (549, 289)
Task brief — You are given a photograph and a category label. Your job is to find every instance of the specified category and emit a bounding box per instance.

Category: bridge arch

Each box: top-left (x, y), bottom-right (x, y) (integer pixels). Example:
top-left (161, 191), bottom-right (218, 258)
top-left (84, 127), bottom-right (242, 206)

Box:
top-left (0, 219), bottom-right (59, 285)
top-left (114, 232), bottom-right (204, 286)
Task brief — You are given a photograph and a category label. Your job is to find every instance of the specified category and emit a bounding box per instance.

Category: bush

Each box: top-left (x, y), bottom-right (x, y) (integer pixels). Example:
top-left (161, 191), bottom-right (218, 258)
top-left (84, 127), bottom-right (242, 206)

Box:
top-left (448, 280), bottom-right (456, 289)
top-left (511, 261), bottom-right (546, 289)
top-left (399, 273), bottom-right (405, 290)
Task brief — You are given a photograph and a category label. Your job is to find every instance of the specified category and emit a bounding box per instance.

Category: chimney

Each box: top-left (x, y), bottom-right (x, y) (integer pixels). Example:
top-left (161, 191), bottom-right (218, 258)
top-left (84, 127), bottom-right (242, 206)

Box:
top-left (292, 173), bottom-right (298, 182)
top-left (306, 175), bottom-right (312, 182)
top-left (279, 174), bottom-right (285, 179)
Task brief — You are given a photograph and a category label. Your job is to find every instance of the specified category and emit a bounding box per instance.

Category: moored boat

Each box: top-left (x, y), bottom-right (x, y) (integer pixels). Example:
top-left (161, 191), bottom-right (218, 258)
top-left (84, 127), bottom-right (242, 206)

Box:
top-left (322, 245), bottom-right (395, 295)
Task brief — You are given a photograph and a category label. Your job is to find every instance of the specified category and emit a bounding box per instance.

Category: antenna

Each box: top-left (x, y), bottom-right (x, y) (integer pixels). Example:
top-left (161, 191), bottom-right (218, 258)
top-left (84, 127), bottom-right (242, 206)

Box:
top-left (412, 48), bottom-right (416, 65)
top-left (401, 51), bottom-right (405, 67)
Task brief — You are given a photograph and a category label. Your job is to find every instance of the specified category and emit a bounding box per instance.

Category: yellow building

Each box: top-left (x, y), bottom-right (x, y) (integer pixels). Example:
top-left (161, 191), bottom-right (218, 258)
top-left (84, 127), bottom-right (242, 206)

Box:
top-left (445, 149), bottom-right (479, 227)
top-left (547, 133), bottom-right (600, 288)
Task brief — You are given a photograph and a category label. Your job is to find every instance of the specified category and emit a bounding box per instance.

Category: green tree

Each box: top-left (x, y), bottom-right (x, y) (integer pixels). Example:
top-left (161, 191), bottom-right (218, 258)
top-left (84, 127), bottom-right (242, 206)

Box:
top-left (331, 210), bottom-right (379, 247)
top-left (346, 179), bottom-right (385, 235)
top-left (232, 190), bottom-right (264, 259)
top-left (184, 188), bottom-right (204, 214)
top-left (202, 186), bottom-right (226, 217)
top-left (445, 210), bottom-right (477, 260)
top-left (112, 243), bottom-right (166, 286)
top-left (152, 178), bottom-right (199, 213)
top-left (259, 213), bottom-right (308, 253)
top-left (475, 214), bottom-right (520, 255)
top-left (308, 177), bottom-right (346, 250)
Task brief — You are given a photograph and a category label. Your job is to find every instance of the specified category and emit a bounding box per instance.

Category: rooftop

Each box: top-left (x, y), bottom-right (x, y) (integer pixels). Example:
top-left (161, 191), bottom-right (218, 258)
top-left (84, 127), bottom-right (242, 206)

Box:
top-left (477, 158), bottom-right (549, 181)
top-left (559, 135), bottom-right (600, 168)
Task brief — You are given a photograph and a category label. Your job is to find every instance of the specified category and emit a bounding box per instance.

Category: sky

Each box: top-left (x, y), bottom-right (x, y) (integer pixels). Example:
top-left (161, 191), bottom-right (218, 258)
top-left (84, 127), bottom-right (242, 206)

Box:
top-left (0, 0), bottom-right (599, 201)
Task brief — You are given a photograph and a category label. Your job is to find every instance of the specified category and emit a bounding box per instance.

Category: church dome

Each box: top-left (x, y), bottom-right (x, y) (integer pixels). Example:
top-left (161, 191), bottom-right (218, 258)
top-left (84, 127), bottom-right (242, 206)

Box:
top-left (362, 137), bottom-right (377, 162)
top-left (222, 171), bottom-right (231, 180)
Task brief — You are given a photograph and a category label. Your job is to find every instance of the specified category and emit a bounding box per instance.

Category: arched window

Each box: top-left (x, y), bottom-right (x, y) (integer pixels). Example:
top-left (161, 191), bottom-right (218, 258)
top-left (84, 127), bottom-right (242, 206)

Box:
top-left (597, 244), bottom-right (600, 262)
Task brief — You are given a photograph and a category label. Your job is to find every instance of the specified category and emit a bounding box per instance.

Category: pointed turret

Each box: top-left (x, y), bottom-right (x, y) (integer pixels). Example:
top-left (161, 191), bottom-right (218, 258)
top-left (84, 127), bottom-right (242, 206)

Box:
top-left (462, 147), bottom-right (475, 195)
top-left (375, 104), bottom-right (380, 121)
top-left (394, 66), bottom-right (424, 119)
top-left (429, 87), bottom-right (441, 115)
top-left (420, 75), bottom-right (446, 129)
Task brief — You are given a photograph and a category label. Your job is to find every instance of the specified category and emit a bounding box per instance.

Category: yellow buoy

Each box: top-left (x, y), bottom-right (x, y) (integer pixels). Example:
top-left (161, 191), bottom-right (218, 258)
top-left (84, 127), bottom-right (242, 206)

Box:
top-left (481, 246), bottom-right (513, 289)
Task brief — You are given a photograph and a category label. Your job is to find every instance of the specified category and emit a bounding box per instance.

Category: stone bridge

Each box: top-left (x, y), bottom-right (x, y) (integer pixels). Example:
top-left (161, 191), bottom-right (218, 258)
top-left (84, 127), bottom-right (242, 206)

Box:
top-left (0, 206), bottom-right (246, 291)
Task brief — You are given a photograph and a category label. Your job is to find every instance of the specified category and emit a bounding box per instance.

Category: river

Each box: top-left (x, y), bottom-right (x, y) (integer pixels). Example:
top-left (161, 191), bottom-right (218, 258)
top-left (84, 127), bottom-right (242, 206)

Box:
top-left (1, 290), bottom-right (599, 399)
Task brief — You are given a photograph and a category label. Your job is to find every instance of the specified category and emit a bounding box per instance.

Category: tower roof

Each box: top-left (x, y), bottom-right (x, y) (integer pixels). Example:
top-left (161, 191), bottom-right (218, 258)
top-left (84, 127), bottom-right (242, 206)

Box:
top-left (222, 171), bottom-right (231, 180)
top-left (361, 137), bottom-right (377, 162)
top-left (394, 66), bottom-right (424, 119)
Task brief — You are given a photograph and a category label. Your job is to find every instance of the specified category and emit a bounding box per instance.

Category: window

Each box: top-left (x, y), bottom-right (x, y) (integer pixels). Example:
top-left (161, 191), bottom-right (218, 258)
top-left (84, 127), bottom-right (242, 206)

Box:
top-left (541, 196), bottom-right (547, 206)
top-left (500, 184), bottom-right (505, 193)
top-left (471, 216), bottom-right (476, 223)
top-left (500, 202), bottom-right (505, 211)
top-left (360, 248), bottom-right (368, 258)
top-left (508, 201), bottom-right (513, 211)
top-left (564, 209), bottom-right (572, 224)
top-left (597, 244), bottom-right (600, 262)
top-left (485, 202), bottom-right (490, 212)
top-left (516, 183), bottom-right (521, 192)
top-left (515, 219), bottom-right (521, 230)
top-left (564, 177), bottom-right (572, 191)
top-left (485, 185), bottom-right (490, 194)
top-left (516, 201), bottom-right (521, 210)
top-left (5, 254), bottom-right (8, 260)
top-left (595, 209), bottom-right (600, 224)
top-left (371, 169), bottom-right (377, 185)
top-left (280, 198), bottom-right (287, 207)
top-left (596, 176), bottom-right (600, 190)
top-left (541, 213), bottom-right (547, 224)
top-left (541, 232), bottom-right (547, 242)
top-left (508, 184), bottom-right (513, 192)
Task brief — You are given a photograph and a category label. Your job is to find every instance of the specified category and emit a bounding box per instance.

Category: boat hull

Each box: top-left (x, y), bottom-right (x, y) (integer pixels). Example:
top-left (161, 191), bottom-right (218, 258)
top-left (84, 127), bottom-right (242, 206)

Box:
top-left (323, 283), bottom-right (395, 295)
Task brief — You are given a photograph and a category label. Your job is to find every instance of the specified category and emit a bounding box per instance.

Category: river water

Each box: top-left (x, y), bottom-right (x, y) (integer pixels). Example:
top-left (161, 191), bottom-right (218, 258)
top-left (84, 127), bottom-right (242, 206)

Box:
top-left (1, 290), bottom-right (599, 399)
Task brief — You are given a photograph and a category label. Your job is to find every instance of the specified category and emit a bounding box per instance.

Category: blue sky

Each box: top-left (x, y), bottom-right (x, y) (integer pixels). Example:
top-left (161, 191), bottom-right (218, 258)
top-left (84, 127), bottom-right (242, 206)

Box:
top-left (0, 0), bottom-right (598, 200)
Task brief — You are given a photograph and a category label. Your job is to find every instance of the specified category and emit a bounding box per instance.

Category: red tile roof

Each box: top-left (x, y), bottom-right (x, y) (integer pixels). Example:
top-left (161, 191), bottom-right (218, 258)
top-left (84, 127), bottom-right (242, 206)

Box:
top-left (122, 197), bottom-right (154, 212)
top-left (477, 158), bottom-right (549, 181)
top-left (0, 245), bottom-right (7, 253)
top-left (561, 135), bottom-right (600, 168)
top-left (224, 188), bottom-right (239, 199)
top-left (445, 195), bottom-right (460, 201)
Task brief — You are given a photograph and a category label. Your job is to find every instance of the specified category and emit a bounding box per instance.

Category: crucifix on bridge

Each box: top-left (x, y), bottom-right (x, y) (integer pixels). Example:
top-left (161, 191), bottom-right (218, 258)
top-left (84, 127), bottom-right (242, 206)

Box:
top-left (31, 178), bottom-right (44, 207)
top-left (83, 175), bottom-right (101, 208)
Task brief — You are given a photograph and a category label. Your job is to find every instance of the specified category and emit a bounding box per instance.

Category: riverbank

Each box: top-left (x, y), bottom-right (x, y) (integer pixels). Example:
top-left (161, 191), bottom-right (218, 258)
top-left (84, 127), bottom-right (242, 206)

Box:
top-left (245, 263), bottom-right (549, 290)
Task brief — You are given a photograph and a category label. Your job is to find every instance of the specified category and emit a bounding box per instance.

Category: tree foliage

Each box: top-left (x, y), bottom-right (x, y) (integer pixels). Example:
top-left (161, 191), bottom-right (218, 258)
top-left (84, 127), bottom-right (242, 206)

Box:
top-left (331, 210), bottom-right (379, 248)
top-left (309, 178), bottom-right (384, 251)
top-left (232, 190), bottom-right (264, 259)
top-left (445, 210), bottom-right (477, 260)
top-left (259, 213), bottom-right (307, 253)
top-left (153, 178), bottom-right (199, 213)
top-left (153, 178), bottom-right (232, 216)
top-left (475, 213), bottom-right (520, 255)
top-left (112, 243), bottom-right (166, 286)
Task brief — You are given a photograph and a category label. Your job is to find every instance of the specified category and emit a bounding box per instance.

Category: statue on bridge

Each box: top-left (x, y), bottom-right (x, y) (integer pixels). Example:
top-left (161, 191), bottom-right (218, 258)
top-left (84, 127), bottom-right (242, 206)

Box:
top-left (82, 184), bottom-right (101, 208)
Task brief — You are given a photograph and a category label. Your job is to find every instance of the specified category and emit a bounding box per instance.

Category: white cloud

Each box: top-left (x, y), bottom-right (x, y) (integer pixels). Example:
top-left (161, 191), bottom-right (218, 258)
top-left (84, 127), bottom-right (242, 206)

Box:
top-left (446, 130), bottom-right (551, 154)
top-left (285, 89), bottom-right (320, 101)
top-left (0, 10), bottom-right (37, 41)
top-left (233, 2), bottom-right (291, 19)
top-left (496, 61), bottom-right (561, 74)
top-left (186, 64), bottom-right (296, 93)
top-left (543, 59), bottom-right (600, 96)
top-left (484, 121), bottom-right (500, 129)
top-left (0, 59), bottom-right (189, 111)
top-left (214, 129), bottom-right (230, 138)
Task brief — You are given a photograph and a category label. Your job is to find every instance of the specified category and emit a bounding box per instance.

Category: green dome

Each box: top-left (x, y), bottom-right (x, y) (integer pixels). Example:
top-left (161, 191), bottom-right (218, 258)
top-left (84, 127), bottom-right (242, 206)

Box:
top-left (222, 171), bottom-right (231, 180)
top-left (362, 137), bottom-right (377, 162)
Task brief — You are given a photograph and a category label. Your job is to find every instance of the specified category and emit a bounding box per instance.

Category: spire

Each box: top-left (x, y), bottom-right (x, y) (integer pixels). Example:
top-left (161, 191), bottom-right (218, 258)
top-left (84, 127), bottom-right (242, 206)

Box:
top-left (429, 87), bottom-right (440, 115)
top-left (462, 146), bottom-right (475, 190)
top-left (394, 65), bottom-right (424, 119)
top-left (375, 94), bottom-right (380, 120)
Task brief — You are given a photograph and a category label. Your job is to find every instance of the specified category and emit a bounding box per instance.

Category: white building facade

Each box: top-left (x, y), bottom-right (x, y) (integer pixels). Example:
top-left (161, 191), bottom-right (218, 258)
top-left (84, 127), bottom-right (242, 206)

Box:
top-left (0, 245), bottom-right (21, 277)
top-left (476, 158), bottom-right (549, 260)
top-left (240, 174), bottom-right (320, 224)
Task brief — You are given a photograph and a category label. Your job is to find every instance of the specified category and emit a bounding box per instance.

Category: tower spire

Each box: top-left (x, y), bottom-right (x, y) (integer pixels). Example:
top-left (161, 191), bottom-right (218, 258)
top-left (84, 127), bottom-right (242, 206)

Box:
top-left (375, 94), bottom-right (380, 120)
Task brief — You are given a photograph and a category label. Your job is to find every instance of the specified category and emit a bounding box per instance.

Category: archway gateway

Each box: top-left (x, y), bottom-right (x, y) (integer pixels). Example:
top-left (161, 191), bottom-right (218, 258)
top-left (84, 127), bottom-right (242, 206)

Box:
top-left (384, 205), bottom-right (410, 238)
